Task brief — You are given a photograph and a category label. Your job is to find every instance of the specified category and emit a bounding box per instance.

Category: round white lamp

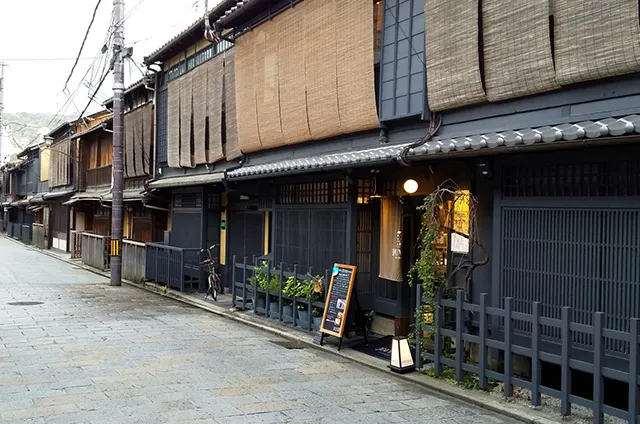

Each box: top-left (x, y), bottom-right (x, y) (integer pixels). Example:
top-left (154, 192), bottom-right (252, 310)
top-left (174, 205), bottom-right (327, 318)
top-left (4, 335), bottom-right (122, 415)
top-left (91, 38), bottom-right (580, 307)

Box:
top-left (403, 179), bottom-right (419, 194)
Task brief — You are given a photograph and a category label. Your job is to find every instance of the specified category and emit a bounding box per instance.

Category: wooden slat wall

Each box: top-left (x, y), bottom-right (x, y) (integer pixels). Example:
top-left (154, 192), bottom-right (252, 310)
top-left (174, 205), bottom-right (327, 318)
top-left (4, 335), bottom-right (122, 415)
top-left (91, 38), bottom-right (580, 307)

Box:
top-left (167, 78), bottom-right (181, 168)
top-left (223, 50), bottom-right (242, 160)
top-left (554, 0), bottom-right (640, 86)
top-left (278, 5), bottom-right (311, 145)
top-left (235, 31), bottom-right (263, 152)
top-left (192, 65), bottom-right (208, 165)
top-left (207, 54), bottom-right (225, 163)
top-left (336, 0), bottom-right (379, 134)
top-left (255, 20), bottom-right (285, 150)
top-left (425, 0), bottom-right (486, 111)
top-left (50, 139), bottom-right (71, 188)
top-left (482, 0), bottom-right (559, 102)
top-left (305, 0), bottom-right (340, 140)
top-left (179, 72), bottom-right (194, 168)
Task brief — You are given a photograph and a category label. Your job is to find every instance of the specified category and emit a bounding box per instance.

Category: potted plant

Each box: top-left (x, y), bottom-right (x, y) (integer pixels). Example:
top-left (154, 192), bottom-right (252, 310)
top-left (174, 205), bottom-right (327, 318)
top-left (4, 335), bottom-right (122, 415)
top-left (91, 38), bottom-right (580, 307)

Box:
top-left (248, 261), bottom-right (269, 310)
top-left (312, 307), bottom-right (323, 326)
top-left (268, 274), bottom-right (281, 315)
top-left (297, 275), bottom-right (324, 323)
top-left (281, 276), bottom-right (297, 317)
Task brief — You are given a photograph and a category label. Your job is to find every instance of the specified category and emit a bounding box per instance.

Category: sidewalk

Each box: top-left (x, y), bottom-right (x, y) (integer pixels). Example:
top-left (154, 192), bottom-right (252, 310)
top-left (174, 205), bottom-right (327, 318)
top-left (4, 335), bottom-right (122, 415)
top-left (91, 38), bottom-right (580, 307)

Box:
top-left (17, 237), bottom-right (566, 424)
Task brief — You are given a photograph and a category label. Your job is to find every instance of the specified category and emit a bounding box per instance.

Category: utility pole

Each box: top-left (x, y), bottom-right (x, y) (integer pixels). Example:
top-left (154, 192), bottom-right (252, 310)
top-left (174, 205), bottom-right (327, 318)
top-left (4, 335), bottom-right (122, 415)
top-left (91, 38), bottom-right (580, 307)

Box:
top-left (110, 0), bottom-right (125, 286)
top-left (0, 62), bottom-right (7, 165)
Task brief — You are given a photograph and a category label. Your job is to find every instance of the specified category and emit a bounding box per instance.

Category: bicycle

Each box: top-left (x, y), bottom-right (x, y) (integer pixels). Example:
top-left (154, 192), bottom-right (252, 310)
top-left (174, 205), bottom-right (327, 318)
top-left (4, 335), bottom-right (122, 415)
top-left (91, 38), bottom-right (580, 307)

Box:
top-left (200, 244), bottom-right (222, 301)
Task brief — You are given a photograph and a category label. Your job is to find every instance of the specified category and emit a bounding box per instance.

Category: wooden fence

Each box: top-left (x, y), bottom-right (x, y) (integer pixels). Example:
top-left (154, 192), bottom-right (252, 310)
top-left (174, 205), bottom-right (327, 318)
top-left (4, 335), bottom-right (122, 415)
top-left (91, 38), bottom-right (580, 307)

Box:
top-left (70, 230), bottom-right (83, 259)
top-left (144, 243), bottom-right (201, 292)
top-left (81, 233), bottom-right (110, 271)
top-left (414, 286), bottom-right (640, 424)
top-left (32, 223), bottom-right (45, 249)
top-left (231, 257), bottom-right (329, 332)
top-left (122, 240), bottom-right (146, 283)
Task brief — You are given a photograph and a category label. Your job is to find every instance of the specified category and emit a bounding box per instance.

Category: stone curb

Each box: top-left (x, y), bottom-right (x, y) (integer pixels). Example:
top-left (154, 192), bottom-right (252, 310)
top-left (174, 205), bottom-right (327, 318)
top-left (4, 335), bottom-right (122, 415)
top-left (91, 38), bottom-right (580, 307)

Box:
top-left (13, 236), bottom-right (562, 424)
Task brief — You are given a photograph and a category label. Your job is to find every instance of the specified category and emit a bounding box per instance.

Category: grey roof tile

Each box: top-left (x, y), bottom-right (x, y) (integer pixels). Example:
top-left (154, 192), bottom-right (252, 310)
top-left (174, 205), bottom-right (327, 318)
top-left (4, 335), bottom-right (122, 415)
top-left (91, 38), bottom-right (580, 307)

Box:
top-left (227, 115), bottom-right (640, 179)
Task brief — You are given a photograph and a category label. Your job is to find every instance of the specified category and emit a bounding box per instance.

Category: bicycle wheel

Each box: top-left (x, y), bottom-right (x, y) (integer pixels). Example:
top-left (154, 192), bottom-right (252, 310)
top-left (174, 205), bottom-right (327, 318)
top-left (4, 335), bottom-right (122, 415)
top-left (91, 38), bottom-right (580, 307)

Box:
top-left (208, 274), bottom-right (218, 301)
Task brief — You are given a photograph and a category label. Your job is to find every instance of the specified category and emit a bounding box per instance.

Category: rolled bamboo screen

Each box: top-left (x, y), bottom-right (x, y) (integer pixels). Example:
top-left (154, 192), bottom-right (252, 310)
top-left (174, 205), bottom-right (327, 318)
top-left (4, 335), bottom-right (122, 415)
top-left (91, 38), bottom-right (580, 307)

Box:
top-left (255, 20), bottom-right (285, 150)
top-left (124, 110), bottom-right (135, 178)
top-left (483, 0), bottom-right (559, 101)
top-left (133, 108), bottom-right (145, 176)
top-left (233, 0), bottom-right (378, 151)
top-left (179, 72), bottom-right (194, 168)
top-left (277, 5), bottom-right (311, 145)
top-left (207, 54), bottom-right (225, 163)
top-left (167, 78), bottom-right (180, 168)
top-left (192, 64), bottom-right (208, 165)
top-left (336, 0), bottom-right (379, 134)
top-left (305, 0), bottom-right (340, 140)
top-left (425, 0), bottom-right (486, 111)
top-left (234, 31), bottom-right (262, 152)
top-left (223, 50), bottom-right (242, 160)
top-left (554, 0), bottom-right (640, 86)
top-left (142, 103), bottom-right (153, 175)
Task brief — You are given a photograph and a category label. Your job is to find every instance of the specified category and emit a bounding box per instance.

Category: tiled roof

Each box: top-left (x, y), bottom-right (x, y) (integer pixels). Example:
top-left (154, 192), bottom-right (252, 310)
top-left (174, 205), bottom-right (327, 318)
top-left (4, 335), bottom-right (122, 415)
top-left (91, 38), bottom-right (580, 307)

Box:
top-left (227, 115), bottom-right (640, 179)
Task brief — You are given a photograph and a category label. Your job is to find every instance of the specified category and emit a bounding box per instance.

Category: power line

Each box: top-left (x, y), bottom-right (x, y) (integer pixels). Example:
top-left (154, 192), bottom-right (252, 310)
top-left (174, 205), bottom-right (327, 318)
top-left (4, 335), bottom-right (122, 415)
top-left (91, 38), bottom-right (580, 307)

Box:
top-left (0, 57), bottom-right (97, 62)
top-left (64, 0), bottom-right (104, 93)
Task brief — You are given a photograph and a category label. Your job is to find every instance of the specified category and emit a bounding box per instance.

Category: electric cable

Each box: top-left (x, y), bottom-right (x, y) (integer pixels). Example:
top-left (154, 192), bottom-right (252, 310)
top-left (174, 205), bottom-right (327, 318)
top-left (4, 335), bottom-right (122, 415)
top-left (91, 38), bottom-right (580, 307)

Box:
top-left (63, 0), bottom-right (103, 94)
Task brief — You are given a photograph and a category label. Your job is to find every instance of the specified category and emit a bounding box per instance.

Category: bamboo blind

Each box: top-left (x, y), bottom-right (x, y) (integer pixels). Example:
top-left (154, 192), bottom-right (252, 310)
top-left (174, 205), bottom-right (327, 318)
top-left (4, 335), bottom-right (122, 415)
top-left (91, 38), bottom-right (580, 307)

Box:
top-left (207, 54), bottom-right (225, 163)
top-left (336, 0), bottom-right (379, 134)
top-left (124, 110), bottom-right (135, 177)
top-left (223, 50), bottom-right (242, 160)
top-left (167, 78), bottom-right (181, 168)
top-left (425, 0), bottom-right (486, 111)
top-left (192, 64), bottom-right (208, 165)
top-left (277, 5), bottom-right (311, 145)
top-left (305, 0), bottom-right (340, 140)
top-left (483, 0), bottom-right (559, 101)
top-left (142, 103), bottom-right (153, 175)
top-left (133, 108), bottom-right (145, 176)
top-left (179, 72), bottom-right (194, 168)
top-left (554, 0), bottom-right (640, 85)
top-left (234, 31), bottom-right (263, 152)
top-left (255, 20), bottom-right (285, 150)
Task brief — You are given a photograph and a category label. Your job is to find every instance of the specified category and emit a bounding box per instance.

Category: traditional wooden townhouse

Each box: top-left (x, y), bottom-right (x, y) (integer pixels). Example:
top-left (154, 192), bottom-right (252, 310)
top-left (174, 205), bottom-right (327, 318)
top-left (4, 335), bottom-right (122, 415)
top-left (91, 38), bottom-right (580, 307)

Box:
top-left (141, 0), bottom-right (640, 419)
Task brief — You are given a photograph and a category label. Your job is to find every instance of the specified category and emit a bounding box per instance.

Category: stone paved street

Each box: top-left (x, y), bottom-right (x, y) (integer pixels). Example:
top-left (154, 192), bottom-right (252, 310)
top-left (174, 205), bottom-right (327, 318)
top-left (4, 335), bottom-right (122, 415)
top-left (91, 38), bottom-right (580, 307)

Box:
top-left (0, 237), bottom-right (516, 424)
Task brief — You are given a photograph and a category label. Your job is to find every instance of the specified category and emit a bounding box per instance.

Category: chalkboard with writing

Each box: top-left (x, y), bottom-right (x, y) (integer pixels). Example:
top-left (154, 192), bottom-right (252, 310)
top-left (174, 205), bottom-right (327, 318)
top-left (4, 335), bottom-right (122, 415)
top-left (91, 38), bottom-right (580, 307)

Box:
top-left (320, 264), bottom-right (357, 338)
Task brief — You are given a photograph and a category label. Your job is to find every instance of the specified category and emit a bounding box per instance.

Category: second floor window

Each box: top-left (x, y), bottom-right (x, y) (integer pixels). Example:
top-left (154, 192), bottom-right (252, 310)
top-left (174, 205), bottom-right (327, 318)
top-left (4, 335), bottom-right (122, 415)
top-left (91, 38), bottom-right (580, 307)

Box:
top-left (88, 136), bottom-right (113, 169)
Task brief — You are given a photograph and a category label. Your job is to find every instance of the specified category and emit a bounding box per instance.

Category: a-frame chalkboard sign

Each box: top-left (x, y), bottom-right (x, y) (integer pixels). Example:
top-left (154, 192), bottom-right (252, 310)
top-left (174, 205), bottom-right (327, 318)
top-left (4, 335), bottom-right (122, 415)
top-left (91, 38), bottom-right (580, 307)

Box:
top-left (318, 263), bottom-right (358, 350)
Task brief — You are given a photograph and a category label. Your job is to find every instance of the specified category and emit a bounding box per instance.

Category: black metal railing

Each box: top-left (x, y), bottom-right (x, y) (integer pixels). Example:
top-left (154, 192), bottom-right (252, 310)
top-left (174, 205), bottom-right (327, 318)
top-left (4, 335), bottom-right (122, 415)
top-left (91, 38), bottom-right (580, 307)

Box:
top-left (231, 256), bottom-right (329, 332)
top-left (414, 286), bottom-right (640, 424)
top-left (32, 223), bottom-right (45, 249)
top-left (144, 243), bottom-right (201, 292)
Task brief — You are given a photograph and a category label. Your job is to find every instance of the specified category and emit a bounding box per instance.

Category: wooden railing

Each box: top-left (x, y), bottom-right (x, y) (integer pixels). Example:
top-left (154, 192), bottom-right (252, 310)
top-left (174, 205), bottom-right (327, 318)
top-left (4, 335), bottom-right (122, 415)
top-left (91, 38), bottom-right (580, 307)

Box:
top-left (32, 223), bottom-right (45, 249)
top-left (70, 230), bottom-right (83, 259)
top-left (122, 240), bottom-right (146, 283)
top-left (81, 232), bottom-right (111, 271)
top-left (144, 243), bottom-right (201, 292)
top-left (85, 164), bottom-right (112, 189)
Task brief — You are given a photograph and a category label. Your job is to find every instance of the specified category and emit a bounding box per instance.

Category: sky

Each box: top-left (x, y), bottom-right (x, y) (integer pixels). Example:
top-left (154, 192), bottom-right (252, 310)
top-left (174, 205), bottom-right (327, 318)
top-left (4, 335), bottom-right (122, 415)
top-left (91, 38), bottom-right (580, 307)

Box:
top-left (0, 0), bottom-right (220, 117)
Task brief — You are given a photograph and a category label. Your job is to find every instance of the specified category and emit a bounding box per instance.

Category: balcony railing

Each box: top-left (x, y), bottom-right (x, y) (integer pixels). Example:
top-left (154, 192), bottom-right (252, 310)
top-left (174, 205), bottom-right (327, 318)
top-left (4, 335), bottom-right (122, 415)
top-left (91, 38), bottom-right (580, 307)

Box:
top-left (85, 165), bottom-right (112, 189)
top-left (81, 232), bottom-right (111, 271)
top-left (122, 240), bottom-right (146, 283)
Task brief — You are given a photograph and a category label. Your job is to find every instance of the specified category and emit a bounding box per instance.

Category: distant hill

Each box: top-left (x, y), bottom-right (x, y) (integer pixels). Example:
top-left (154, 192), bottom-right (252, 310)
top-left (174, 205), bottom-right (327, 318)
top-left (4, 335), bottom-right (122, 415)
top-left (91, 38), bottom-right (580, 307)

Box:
top-left (3, 112), bottom-right (75, 149)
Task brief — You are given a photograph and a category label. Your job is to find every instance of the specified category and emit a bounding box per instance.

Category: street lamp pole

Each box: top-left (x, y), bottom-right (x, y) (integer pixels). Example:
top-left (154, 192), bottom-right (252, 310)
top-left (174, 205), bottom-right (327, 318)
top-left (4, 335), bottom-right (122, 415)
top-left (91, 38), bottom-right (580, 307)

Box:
top-left (110, 0), bottom-right (125, 286)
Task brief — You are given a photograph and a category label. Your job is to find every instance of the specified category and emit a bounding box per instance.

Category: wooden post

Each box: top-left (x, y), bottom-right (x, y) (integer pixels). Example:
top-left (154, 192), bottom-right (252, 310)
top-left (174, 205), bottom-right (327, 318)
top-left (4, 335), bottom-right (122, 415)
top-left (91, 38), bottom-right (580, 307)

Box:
top-left (455, 289), bottom-right (464, 383)
top-left (531, 301), bottom-right (541, 407)
top-left (278, 263), bottom-right (284, 322)
top-left (479, 293), bottom-right (487, 390)
top-left (504, 297), bottom-right (513, 398)
top-left (629, 318), bottom-right (638, 424)
top-left (292, 264), bottom-right (298, 328)
top-left (415, 284), bottom-right (423, 370)
top-left (231, 255), bottom-right (237, 307)
top-left (593, 312), bottom-right (604, 424)
top-left (560, 306), bottom-right (572, 417)
top-left (434, 288), bottom-right (442, 375)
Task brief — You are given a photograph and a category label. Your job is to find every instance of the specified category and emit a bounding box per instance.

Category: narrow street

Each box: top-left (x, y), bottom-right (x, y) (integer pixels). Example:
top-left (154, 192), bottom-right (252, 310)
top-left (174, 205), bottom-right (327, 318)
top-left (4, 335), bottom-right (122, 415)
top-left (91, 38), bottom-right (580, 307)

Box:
top-left (0, 237), bottom-right (514, 424)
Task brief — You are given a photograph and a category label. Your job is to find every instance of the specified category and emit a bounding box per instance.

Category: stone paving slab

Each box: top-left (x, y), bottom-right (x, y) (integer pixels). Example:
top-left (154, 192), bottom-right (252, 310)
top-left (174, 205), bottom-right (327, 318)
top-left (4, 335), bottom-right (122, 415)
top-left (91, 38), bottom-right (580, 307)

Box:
top-left (0, 237), bottom-right (518, 424)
